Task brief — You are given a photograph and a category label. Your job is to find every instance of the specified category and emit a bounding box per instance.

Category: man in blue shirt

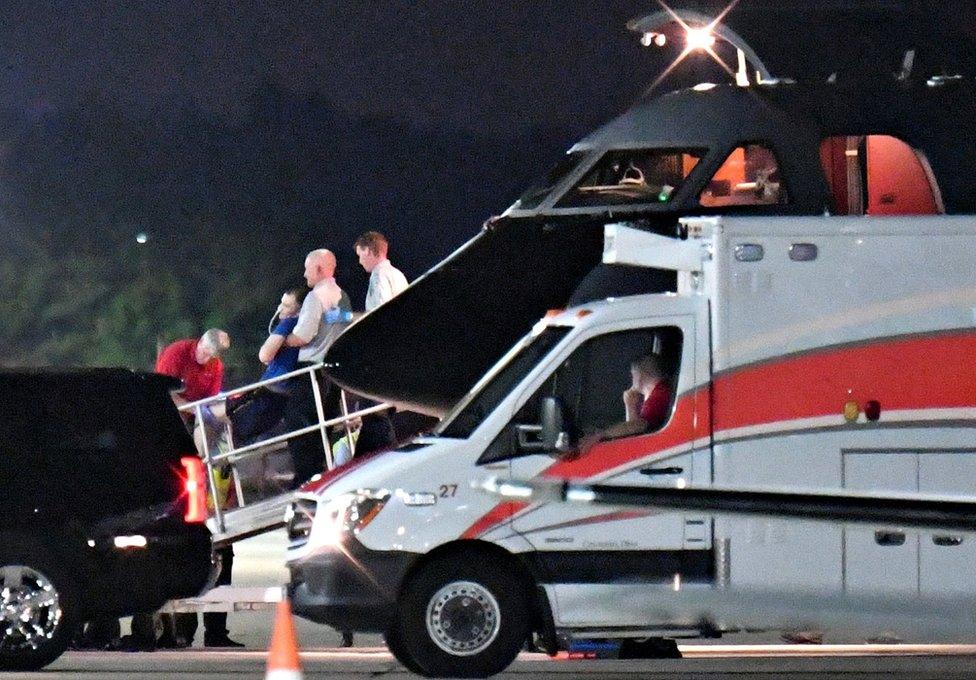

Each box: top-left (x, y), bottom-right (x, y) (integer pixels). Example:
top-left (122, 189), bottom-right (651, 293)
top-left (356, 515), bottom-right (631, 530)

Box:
top-left (258, 288), bottom-right (304, 380)
top-left (228, 288), bottom-right (305, 444)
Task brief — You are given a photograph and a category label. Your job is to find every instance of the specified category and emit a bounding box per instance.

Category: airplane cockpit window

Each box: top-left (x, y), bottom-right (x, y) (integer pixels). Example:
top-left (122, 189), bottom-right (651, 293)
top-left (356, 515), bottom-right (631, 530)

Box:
top-left (699, 143), bottom-right (787, 207)
top-left (515, 151), bottom-right (589, 210)
top-left (556, 149), bottom-right (704, 208)
top-left (819, 135), bottom-right (943, 216)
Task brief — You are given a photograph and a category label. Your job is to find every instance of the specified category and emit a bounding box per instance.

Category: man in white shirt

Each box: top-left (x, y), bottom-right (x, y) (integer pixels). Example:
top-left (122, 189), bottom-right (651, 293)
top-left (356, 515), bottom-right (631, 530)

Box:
top-left (354, 231), bottom-right (409, 312)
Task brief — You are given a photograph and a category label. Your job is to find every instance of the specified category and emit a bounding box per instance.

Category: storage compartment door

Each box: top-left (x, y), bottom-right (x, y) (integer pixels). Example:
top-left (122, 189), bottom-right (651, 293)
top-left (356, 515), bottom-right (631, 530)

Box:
top-left (843, 453), bottom-right (918, 595)
top-left (919, 453), bottom-right (976, 596)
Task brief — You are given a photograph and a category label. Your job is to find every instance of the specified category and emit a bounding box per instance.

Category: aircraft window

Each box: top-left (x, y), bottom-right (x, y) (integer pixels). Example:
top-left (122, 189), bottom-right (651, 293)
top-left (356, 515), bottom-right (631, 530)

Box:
top-left (515, 151), bottom-right (588, 210)
top-left (556, 149), bottom-right (704, 208)
top-left (819, 135), bottom-right (942, 216)
top-left (699, 144), bottom-right (787, 207)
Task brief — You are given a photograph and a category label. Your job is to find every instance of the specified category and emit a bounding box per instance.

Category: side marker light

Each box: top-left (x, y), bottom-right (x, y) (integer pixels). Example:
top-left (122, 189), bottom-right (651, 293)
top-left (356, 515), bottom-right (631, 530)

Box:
top-left (864, 400), bottom-right (881, 422)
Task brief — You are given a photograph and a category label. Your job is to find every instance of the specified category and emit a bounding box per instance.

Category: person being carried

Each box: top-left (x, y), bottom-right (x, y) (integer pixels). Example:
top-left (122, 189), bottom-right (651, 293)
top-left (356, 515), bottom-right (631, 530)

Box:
top-left (355, 230), bottom-right (408, 312)
top-left (227, 288), bottom-right (306, 444)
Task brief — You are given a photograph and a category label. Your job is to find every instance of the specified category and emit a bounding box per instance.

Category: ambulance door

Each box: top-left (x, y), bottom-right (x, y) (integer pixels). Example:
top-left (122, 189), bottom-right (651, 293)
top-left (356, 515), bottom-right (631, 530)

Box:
top-left (843, 453), bottom-right (918, 594)
top-left (503, 317), bottom-right (707, 628)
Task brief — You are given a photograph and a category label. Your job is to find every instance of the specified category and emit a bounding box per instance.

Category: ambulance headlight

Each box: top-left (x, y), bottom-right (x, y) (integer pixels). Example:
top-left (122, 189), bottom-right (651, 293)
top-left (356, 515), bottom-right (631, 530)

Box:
top-left (312, 490), bottom-right (390, 546)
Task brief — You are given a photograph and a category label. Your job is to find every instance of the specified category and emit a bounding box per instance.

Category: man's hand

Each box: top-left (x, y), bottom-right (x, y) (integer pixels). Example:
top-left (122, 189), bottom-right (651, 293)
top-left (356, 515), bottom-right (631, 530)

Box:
top-left (285, 332), bottom-right (309, 348)
top-left (623, 388), bottom-right (642, 421)
top-left (576, 433), bottom-right (602, 456)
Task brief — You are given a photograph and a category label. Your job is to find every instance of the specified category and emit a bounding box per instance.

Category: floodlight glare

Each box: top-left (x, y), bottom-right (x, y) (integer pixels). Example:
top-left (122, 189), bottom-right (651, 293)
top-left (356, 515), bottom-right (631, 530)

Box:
top-left (686, 27), bottom-right (716, 51)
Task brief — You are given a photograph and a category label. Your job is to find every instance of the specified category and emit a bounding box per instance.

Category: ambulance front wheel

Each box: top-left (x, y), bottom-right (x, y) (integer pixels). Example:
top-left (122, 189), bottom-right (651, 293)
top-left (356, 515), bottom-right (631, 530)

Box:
top-left (387, 553), bottom-right (530, 678)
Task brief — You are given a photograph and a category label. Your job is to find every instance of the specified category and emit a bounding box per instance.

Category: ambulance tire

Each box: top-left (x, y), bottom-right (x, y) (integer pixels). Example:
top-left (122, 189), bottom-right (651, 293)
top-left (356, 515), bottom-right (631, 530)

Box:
top-left (0, 538), bottom-right (81, 671)
top-left (389, 554), bottom-right (530, 678)
top-left (383, 626), bottom-right (425, 675)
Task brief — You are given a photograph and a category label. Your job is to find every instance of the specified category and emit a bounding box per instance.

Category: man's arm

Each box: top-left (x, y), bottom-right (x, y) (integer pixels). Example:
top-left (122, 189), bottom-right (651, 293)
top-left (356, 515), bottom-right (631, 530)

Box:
top-left (170, 393), bottom-right (190, 408)
top-left (375, 270), bottom-right (397, 307)
top-left (285, 330), bottom-right (311, 347)
top-left (286, 293), bottom-right (322, 347)
top-left (205, 362), bottom-right (224, 399)
top-left (155, 342), bottom-right (188, 403)
top-left (259, 334), bottom-right (286, 363)
top-left (376, 268), bottom-right (408, 306)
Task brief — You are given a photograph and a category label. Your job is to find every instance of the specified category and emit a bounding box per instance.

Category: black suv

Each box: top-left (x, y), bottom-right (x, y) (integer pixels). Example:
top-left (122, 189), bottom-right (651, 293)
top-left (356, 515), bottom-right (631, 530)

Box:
top-left (0, 369), bottom-right (213, 670)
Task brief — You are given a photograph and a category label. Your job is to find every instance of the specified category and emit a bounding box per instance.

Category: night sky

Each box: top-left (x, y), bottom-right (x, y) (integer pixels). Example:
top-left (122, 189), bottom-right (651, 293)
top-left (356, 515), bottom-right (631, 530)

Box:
top-left (3, 2), bottom-right (973, 137)
top-left (1, 1), bottom-right (974, 372)
top-left (0, 2), bottom-right (659, 139)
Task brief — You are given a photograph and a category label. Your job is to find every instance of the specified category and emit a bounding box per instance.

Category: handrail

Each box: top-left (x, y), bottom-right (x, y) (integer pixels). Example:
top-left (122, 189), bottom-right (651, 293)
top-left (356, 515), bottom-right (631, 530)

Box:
top-left (176, 364), bottom-right (323, 412)
top-left (208, 400), bottom-right (393, 464)
top-left (177, 362), bottom-right (392, 534)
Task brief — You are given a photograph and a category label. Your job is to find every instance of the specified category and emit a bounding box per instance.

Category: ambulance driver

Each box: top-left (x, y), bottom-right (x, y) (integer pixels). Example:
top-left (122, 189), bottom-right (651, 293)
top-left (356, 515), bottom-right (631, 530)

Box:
top-left (623, 354), bottom-right (672, 429)
top-left (578, 354), bottom-right (673, 452)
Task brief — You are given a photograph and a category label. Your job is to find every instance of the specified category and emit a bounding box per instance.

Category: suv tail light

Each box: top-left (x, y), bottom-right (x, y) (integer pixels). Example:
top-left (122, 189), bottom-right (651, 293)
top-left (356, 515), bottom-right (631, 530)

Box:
top-left (181, 456), bottom-right (207, 523)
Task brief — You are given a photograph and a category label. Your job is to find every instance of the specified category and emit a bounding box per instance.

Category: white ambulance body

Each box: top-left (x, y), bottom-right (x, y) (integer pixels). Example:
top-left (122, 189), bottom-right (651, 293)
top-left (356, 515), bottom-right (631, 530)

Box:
top-left (285, 215), bottom-right (976, 677)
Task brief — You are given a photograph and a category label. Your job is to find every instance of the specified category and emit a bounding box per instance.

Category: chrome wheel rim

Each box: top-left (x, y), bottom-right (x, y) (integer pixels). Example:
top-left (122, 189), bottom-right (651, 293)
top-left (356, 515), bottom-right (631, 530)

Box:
top-left (0, 565), bottom-right (62, 653)
top-left (425, 580), bottom-right (500, 657)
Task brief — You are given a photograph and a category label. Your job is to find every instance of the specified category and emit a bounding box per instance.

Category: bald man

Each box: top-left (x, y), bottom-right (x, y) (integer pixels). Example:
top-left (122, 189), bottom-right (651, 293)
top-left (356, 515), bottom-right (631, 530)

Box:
top-left (284, 248), bottom-right (352, 487)
top-left (286, 249), bottom-right (349, 360)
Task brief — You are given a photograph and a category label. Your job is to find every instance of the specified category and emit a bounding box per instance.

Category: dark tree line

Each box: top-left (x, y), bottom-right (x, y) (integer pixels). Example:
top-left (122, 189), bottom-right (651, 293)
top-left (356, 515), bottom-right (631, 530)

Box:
top-left (0, 81), bottom-right (575, 384)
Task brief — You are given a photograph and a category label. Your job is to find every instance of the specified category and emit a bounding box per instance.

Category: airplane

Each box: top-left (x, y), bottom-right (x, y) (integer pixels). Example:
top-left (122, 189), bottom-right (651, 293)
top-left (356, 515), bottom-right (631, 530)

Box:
top-left (323, 6), bottom-right (976, 417)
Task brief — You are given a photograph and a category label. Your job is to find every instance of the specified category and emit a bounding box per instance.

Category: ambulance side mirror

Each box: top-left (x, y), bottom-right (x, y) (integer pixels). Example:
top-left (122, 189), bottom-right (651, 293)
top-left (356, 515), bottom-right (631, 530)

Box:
top-left (515, 397), bottom-right (574, 455)
top-left (539, 396), bottom-right (573, 454)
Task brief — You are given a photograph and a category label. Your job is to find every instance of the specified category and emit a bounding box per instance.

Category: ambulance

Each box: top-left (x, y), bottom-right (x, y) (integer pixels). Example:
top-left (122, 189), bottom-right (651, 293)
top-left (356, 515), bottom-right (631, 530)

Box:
top-left (285, 212), bottom-right (976, 676)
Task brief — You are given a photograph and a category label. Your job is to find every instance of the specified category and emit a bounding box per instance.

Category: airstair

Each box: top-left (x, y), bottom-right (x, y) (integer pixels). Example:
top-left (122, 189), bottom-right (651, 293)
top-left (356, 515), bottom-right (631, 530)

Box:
top-left (177, 364), bottom-right (391, 547)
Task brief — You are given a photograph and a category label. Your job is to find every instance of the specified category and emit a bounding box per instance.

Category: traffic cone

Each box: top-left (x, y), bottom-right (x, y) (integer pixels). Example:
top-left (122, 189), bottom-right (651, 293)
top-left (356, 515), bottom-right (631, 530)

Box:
top-left (265, 599), bottom-right (303, 680)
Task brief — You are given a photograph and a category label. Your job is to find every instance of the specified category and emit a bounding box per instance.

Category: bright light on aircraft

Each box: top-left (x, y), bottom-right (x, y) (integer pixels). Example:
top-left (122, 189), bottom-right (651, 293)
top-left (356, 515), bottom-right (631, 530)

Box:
top-left (640, 31), bottom-right (667, 47)
top-left (686, 27), bottom-right (716, 51)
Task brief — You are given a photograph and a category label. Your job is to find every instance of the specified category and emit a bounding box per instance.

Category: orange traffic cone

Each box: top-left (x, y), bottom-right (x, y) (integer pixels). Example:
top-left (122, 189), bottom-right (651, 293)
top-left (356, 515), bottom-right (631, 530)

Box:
top-left (265, 599), bottom-right (303, 680)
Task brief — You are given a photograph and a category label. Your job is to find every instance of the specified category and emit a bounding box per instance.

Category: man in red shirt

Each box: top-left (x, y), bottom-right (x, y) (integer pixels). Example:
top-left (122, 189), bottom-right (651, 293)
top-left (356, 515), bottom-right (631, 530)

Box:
top-left (154, 328), bottom-right (242, 648)
top-left (623, 354), bottom-right (672, 430)
top-left (155, 329), bottom-right (230, 406)
top-left (578, 354), bottom-right (673, 454)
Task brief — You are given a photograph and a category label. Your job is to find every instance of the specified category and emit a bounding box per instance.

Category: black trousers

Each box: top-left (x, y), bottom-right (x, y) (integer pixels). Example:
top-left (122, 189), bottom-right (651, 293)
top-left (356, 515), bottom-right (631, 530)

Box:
top-left (202, 546), bottom-right (234, 637)
top-left (284, 362), bottom-right (340, 488)
top-left (228, 387), bottom-right (289, 444)
top-left (170, 545), bottom-right (234, 643)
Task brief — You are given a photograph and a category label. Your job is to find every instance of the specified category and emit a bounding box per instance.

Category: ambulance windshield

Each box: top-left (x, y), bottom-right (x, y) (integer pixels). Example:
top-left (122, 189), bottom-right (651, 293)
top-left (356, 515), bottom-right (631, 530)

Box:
top-left (437, 327), bottom-right (571, 439)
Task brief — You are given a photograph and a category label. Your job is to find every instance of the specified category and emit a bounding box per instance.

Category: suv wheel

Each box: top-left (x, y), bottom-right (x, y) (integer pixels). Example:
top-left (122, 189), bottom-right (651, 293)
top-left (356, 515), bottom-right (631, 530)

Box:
top-left (0, 548), bottom-right (79, 671)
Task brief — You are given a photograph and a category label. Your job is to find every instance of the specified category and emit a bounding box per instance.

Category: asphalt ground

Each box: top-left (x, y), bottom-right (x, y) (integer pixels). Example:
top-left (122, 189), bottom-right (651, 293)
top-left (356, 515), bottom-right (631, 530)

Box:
top-left (13, 531), bottom-right (975, 679)
top-left (9, 645), bottom-right (976, 679)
